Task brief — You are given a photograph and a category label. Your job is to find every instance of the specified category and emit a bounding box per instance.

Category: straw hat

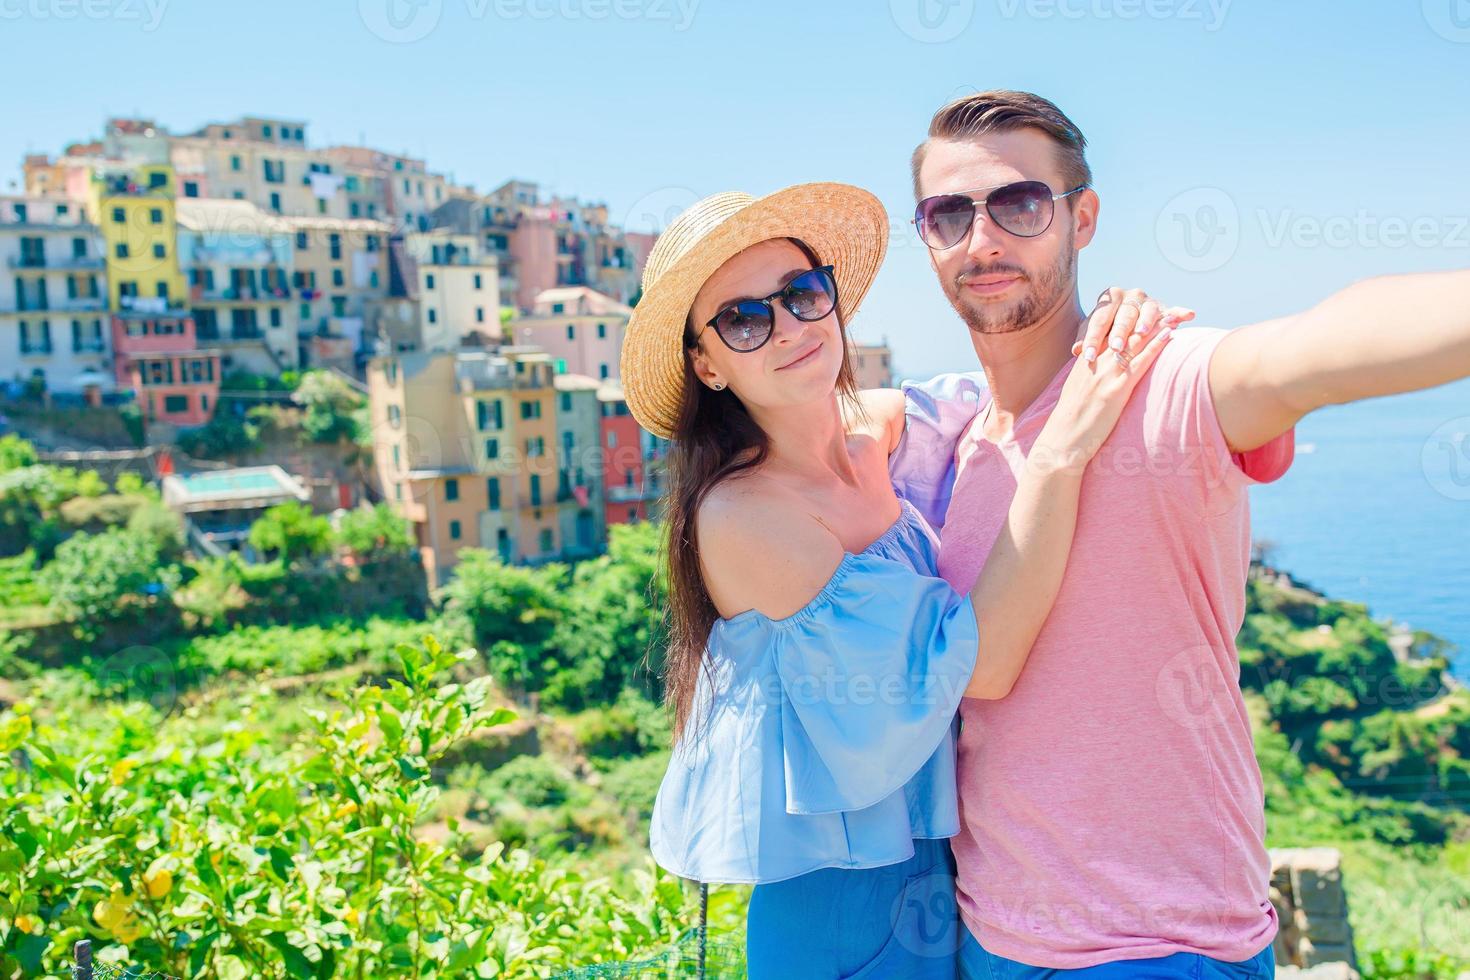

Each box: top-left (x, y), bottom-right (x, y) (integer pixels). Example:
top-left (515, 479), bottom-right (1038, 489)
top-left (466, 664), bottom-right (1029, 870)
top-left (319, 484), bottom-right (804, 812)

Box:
top-left (620, 182), bottom-right (889, 439)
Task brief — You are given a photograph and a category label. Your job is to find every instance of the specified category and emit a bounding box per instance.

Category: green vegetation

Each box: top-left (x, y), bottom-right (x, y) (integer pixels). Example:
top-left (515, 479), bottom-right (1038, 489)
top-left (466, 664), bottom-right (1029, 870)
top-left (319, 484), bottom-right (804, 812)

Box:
top-left (0, 434), bottom-right (1465, 976)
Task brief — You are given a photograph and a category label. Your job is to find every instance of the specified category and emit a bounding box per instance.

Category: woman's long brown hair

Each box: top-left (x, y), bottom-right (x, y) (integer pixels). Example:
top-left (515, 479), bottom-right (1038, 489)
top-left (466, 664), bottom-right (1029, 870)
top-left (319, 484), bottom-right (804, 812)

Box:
top-left (659, 239), bottom-right (866, 744)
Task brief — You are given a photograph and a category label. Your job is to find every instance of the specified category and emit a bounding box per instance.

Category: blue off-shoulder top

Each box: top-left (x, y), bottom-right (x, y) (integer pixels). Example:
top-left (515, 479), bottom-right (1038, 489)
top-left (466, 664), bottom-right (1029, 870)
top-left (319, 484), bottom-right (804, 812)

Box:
top-left (648, 496), bottom-right (979, 885)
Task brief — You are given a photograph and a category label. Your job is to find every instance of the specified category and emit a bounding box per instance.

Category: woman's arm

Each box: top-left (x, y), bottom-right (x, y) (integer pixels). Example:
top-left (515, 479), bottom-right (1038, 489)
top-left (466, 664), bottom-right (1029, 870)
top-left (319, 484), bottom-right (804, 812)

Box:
top-left (964, 322), bottom-right (1177, 699)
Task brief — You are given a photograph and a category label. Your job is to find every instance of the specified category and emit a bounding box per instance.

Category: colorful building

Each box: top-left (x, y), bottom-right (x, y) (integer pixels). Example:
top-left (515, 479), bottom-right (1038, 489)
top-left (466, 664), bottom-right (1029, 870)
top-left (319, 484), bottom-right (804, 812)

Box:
top-left (175, 198), bottom-right (297, 374)
top-left (509, 286), bottom-right (631, 382)
top-left (366, 345), bottom-right (565, 588)
top-left (402, 230), bottom-right (500, 351)
top-left (553, 373), bottom-right (605, 557)
top-left (597, 382), bottom-right (664, 527)
top-left (849, 339), bottom-right (895, 389)
top-left (0, 196), bottom-right (109, 394)
top-left (88, 162), bottom-right (187, 315)
top-left (112, 307), bottom-right (221, 427)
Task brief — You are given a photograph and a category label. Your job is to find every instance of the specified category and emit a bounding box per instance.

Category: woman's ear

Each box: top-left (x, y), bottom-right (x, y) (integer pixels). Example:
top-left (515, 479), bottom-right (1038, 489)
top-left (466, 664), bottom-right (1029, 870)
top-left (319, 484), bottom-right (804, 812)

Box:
top-left (688, 344), bottom-right (723, 390)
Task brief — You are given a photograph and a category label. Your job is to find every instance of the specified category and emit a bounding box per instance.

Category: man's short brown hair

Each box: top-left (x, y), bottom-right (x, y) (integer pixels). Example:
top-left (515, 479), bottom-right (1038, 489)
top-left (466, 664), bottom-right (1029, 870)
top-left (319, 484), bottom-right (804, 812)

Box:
top-left (911, 90), bottom-right (1092, 200)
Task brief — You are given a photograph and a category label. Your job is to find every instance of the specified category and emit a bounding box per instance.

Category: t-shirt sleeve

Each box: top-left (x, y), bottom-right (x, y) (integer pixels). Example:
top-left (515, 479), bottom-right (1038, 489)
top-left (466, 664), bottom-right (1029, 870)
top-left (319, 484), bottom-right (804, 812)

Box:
top-left (1147, 327), bottom-right (1295, 500)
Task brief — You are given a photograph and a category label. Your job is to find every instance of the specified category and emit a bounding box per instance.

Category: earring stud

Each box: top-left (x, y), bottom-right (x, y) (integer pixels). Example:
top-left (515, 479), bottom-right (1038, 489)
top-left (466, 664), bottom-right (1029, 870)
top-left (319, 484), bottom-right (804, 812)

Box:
top-left (711, 381), bottom-right (726, 391)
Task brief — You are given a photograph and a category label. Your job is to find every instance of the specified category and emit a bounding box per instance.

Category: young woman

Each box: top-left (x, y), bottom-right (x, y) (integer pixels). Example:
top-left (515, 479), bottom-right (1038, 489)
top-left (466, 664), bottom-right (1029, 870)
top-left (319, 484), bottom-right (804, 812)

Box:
top-left (620, 183), bottom-right (1182, 979)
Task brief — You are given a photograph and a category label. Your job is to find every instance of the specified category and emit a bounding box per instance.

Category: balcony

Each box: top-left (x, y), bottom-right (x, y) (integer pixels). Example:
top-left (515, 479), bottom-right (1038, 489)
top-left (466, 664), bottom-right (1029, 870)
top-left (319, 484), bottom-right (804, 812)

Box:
top-left (7, 255), bottom-right (106, 271)
top-left (20, 342), bottom-right (54, 357)
top-left (56, 297), bottom-right (105, 313)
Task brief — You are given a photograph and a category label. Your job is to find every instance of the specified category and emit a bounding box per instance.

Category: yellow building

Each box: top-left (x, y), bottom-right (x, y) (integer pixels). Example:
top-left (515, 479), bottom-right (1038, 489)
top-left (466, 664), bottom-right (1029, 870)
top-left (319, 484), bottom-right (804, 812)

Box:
top-left (88, 163), bottom-right (186, 313)
top-left (366, 345), bottom-right (560, 588)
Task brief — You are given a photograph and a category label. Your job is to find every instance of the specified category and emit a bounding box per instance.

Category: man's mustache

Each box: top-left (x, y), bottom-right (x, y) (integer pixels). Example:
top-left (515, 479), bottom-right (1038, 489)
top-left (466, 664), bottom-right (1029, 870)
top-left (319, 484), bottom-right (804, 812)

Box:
top-left (956, 264), bottom-right (1030, 288)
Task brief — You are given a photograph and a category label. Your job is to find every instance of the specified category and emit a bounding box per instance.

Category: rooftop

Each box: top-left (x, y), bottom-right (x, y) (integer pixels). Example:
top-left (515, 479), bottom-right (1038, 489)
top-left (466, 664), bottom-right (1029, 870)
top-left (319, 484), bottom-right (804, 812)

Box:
top-left (161, 465), bottom-right (308, 514)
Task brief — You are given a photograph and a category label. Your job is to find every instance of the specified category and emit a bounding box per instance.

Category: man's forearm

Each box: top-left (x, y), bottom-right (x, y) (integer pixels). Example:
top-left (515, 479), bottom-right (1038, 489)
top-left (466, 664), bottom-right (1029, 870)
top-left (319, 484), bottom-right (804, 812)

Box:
top-left (1213, 269), bottom-right (1470, 452)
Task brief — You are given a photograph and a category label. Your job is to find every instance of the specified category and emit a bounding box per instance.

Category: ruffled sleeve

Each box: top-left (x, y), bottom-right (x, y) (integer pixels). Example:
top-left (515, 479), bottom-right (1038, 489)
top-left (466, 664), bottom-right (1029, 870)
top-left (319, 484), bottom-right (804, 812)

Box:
top-left (888, 372), bottom-right (986, 531)
top-left (758, 551), bottom-right (977, 815)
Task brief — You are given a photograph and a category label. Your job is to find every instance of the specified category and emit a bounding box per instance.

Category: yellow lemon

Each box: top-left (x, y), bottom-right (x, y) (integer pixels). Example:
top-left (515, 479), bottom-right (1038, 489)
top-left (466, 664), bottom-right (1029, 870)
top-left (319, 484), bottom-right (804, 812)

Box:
top-left (143, 867), bottom-right (173, 898)
top-left (13, 914), bottom-right (38, 935)
top-left (345, 907), bottom-right (359, 925)
top-left (334, 801), bottom-right (359, 818)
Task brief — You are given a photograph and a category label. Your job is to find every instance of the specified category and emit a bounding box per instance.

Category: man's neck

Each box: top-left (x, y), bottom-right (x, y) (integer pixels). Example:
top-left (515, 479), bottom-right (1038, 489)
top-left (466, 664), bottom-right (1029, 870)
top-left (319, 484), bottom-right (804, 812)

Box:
top-left (970, 294), bottom-right (1088, 439)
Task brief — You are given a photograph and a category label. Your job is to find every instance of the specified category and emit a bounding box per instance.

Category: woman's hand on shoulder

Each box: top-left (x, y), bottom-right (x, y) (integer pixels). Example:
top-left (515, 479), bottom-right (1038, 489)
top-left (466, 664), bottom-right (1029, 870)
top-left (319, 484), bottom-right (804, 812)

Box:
top-left (696, 478), bottom-right (845, 622)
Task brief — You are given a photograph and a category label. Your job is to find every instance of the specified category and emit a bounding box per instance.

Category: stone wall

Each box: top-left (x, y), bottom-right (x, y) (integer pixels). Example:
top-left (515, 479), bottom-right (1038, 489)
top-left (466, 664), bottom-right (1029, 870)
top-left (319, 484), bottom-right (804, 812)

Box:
top-left (1271, 847), bottom-right (1358, 977)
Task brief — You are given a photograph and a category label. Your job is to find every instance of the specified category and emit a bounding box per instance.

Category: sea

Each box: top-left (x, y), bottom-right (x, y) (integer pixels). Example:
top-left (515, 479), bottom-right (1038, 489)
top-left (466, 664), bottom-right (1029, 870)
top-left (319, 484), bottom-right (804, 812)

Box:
top-left (1248, 376), bottom-right (1470, 680)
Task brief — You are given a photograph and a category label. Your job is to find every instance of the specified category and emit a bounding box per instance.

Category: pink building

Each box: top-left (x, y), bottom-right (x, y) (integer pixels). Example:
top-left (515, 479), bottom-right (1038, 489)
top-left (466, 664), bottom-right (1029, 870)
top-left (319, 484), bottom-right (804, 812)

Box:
top-left (112, 310), bottom-right (221, 427)
top-left (510, 287), bottom-right (632, 382)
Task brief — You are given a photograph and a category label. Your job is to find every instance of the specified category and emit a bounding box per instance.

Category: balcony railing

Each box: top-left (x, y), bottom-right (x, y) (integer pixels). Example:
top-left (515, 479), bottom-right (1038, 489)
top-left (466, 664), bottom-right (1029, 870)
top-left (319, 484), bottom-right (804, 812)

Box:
top-left (20, 342), bottom-right (54, 356)
top-left (7, 255), bottom-right (106, 270)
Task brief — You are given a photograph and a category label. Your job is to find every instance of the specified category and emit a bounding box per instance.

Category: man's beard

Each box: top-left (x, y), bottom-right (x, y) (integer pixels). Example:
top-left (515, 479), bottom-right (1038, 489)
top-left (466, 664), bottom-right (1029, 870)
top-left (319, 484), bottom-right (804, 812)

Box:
top-left (948, 234), bottom-right (1076, 336)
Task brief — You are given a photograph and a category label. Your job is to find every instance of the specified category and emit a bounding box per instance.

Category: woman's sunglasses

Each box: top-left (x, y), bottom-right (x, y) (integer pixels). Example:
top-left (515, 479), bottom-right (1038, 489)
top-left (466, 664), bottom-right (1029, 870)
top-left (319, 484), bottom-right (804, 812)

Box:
top-left (693, 265), bottom-right (839, 353)
top-left (913, 180), bottom-right (1087, 250)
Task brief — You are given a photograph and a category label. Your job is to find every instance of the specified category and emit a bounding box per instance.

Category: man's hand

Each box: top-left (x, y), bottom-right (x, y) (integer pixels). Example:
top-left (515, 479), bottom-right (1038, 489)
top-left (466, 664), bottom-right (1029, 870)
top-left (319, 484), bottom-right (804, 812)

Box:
top-left (1211, 270), bottom-right (1470, 453)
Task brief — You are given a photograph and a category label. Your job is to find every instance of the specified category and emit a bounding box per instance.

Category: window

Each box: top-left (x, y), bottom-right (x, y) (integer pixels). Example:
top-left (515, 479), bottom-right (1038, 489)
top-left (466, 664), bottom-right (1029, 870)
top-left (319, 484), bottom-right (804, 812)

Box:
top-left (269, 307), bottom-right (282, 327)
top-left (526, 437), bottom-right (545, 457)
top-left (628, 508), bottom-right (637, 522)
top-left (551, 302), bottom-right (564, 314)
top-left (566, 324), bottom-right (575, 340)
top-left (115, 243), bottom-right (129, 259)
top-left (149, 208), bottom-right (163, 224)
top-left (484, 438), bottom-right (499, 459)
top-left (607, 431), bottom-right (617, 448)
top-left (519, 400), bottom-right (542, 420)
top-left (329, 234), bottom-right (341, 260)
top-left (366, 235), bottom-right (380, 252)
top-left (445, 478), bottom-right (459, 501)
top-left (475, 307), bottom-right (484, 323)
top-left (262, 124), bottom-right (273, 138)
top-left (148, 171), bottom-right (167, 189)
top-left (427, 308), bottom-right (437, 324)
top-left (597, 322), bottom-right (607, 339)
top-left (157, 281), bottom-right (169, 301)
top-left (112, 207), bottom-right (125, 223)
top-left (296, 232), bottom-right (308, 250)
top-left (625, 470), bottom-right (635, 488)
top-left (388, 404), bottom-right (402, 428)
top-left (392, 445), bottom-right (401, 471)
top-left (152, 243), bottom-right (166, 259)
top-left (12, 203), bottom-right (26, 222)
top-left (332, 268), bottom-right (344, 287)
top-left (599, 363), bottom-right (609, 380)
top-left (270, 192), bottom-right (281, 212)
top-left (263, 159), bottom-right (285, 184)
top-left (72, 237), bottom-right (87, 258)
top-left (231, 155), bottom-right (242, 171)
top-left (473, 274), bottom-right (482, 289)
top-left (560, 393), bottom-right (571, 413)
top-left (529, 474), bottom-right (541, 507)
top-left (487, 478), bottom-right (501, 510)
top-left (425, 273), bottom-right (435, 290)
top-left (164, 394), bottom-right (189, 414)
top-left (539, 528), bottom-right (553, 553)
top-left (183, 181), bottom-right (199, 198)
top-left (449, 519), bottom-right (461, 540)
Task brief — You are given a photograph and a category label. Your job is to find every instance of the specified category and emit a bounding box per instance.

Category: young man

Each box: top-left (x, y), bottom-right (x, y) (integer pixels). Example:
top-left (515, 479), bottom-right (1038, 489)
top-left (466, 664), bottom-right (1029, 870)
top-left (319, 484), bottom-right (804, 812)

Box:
top-left (902, 90), bottom-right (1470, 977)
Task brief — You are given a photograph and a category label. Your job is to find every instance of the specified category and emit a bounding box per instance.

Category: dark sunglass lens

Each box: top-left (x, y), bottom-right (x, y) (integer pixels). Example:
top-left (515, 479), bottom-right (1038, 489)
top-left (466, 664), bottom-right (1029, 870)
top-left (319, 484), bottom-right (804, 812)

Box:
top-left (714, 300), bottom-right (774, 351)
top-left (783, 268), bottom-right (837, 321)
top-left (917, 195), bottom-right (975, 248)
top-left (987, 181), bottom-right (1054, 237)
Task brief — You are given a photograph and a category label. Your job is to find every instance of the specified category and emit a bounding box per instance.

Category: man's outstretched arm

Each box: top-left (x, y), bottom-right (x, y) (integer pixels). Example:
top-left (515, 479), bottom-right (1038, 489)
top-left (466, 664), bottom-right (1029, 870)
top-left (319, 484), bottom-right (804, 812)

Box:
top-left (1211, 270), bottom-right (1470, 453)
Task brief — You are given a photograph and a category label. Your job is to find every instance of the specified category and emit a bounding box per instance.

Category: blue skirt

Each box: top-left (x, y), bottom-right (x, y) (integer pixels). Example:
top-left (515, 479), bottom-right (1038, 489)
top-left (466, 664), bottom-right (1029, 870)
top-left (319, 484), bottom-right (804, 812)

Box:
top-left (746, 837), bottom-right (961, 979)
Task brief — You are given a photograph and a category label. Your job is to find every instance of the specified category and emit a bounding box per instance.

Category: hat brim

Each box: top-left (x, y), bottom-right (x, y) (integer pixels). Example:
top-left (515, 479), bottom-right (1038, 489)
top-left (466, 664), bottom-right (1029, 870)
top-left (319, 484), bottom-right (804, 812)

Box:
top-left (620, 182), bottom-right (890, 440)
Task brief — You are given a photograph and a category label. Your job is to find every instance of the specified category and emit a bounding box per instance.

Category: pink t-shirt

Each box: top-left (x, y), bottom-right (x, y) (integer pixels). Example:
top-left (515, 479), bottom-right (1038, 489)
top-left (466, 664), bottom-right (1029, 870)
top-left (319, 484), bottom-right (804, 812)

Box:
top-left (936, 327), bottom-right (1293, 969)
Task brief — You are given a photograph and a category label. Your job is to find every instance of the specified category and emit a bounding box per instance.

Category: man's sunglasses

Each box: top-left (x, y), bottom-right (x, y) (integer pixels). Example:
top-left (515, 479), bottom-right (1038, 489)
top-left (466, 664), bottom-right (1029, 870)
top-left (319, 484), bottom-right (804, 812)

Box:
top-left (692, 265), bottom-right (839, 353)
top-left (913, 180), bottom-right (1087, 250)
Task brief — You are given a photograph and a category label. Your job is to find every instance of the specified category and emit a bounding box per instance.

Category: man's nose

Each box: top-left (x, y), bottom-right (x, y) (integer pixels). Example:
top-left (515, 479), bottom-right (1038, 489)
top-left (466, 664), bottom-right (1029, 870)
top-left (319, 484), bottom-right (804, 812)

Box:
top-left (964, 212), bottom-right (1007, 262)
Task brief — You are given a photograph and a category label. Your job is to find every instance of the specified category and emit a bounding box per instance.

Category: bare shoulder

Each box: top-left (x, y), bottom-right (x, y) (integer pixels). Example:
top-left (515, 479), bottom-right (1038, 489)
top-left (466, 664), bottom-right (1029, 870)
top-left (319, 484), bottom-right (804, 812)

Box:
top-left (695, 474), bottom-right (846, 621)
top-left (847, 387), bottom-right (907, 453)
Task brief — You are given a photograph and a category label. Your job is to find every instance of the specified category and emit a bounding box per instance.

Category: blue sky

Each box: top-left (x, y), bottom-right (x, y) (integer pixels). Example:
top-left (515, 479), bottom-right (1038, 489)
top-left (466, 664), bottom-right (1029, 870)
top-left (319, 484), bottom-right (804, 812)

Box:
top-left (4, 0), bottom-right (1468, 379)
